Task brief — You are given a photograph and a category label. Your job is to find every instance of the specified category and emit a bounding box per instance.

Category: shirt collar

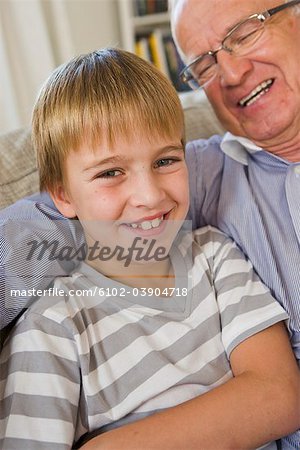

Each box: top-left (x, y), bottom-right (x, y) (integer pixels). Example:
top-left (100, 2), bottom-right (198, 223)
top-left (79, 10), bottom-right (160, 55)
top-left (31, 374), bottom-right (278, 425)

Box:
top-left (220, 132), bottom-right (262, 165)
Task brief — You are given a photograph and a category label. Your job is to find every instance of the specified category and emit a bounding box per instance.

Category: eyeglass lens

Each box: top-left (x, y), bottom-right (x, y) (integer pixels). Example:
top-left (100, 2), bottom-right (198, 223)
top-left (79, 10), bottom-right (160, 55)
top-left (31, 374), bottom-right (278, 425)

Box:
top-left (186, 17), bottom-right (265, 89)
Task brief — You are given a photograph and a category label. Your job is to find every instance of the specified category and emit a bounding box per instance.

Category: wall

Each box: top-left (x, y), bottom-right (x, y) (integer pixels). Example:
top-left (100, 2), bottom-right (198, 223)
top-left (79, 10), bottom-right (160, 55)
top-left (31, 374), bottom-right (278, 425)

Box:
top-left (63, 0), bottom-right (121, 55)
top-left (0, 0), bottom-right (121, 134)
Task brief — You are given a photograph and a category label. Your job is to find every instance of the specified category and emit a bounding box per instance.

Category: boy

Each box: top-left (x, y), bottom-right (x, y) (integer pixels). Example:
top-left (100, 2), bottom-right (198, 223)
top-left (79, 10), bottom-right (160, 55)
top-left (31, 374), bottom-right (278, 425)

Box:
top-left (0, 49), bottom-right (299, 450)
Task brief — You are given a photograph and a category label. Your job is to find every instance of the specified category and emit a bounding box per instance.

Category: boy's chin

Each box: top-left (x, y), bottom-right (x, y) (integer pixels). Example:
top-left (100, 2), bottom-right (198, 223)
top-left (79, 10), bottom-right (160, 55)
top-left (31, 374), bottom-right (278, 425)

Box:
top-left (82, 219), bottom-right (186, 269)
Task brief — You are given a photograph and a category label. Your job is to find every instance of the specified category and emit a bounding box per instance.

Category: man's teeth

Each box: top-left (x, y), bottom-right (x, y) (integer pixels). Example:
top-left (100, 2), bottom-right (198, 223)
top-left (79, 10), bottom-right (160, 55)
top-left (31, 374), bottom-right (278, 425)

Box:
top-left (129, 216), bottom-right (163, 230)
top-left (239, 79), bottom-right (273, 107)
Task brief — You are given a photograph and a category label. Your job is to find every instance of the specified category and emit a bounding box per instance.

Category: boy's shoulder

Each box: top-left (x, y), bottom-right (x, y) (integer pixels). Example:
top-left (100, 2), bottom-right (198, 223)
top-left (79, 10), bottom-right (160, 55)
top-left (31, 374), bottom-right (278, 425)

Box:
top-left (192, 225), bottom-right (231, 248)
top-left (15, 279), bottom-right (73, 326)
top-left (188, 225), bottom-right (239, 271)
top-left (176, 225), bottom-right (234, 263)
top-left (174, 226), bottom-right (234, 275)
top-left (16, 264), bottom-right (103, 327)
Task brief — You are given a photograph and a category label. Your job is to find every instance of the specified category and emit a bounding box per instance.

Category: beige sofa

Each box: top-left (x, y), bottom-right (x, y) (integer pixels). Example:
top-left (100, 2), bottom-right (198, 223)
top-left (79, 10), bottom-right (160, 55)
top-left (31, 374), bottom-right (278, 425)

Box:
top-left (0, 93), bottom-right (224, 210)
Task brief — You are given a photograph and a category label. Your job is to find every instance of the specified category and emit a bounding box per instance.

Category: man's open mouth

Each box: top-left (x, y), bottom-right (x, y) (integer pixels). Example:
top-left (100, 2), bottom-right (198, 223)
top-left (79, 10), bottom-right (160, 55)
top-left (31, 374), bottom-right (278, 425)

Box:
top-left (238, 79), bottom-right (274, 107)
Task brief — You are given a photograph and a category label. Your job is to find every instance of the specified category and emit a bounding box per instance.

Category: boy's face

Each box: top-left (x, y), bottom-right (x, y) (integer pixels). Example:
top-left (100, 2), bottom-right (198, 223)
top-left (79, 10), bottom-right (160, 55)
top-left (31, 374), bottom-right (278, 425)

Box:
top-left (52, 130), bottom-right (189, 270)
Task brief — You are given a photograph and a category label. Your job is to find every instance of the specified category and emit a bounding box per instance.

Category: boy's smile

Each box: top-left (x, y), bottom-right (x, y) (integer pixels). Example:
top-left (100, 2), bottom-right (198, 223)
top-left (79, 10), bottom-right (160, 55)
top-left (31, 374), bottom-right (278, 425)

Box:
top-left (52, 131), bottom-right (189, 275)
top-left (120, 210), bottom-right (173, 237)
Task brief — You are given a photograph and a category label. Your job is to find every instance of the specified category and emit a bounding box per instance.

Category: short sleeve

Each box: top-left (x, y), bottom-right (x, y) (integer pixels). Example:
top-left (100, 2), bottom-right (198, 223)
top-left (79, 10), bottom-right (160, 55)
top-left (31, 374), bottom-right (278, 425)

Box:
top-left (195, 226), bottom-right (288, 357)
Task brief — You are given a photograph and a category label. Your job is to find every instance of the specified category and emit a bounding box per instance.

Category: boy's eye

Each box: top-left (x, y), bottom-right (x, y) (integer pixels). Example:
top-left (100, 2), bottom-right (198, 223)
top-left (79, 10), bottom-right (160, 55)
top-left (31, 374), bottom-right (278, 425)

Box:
top-left (154, 158), bottom-right (179, 168)
top-left (96, 169), bottom-right (123, 179)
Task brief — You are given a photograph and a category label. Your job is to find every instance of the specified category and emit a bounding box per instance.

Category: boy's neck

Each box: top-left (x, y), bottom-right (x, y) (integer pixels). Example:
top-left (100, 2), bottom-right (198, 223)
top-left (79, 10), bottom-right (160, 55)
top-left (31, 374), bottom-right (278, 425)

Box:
top-left (86, 256), bottom-right (175, 294)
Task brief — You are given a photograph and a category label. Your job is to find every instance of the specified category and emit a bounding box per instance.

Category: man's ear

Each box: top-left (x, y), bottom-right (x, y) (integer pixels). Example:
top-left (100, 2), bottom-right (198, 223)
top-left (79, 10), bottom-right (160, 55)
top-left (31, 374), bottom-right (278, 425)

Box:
top-left (50, 185), bottom-right (77, 218)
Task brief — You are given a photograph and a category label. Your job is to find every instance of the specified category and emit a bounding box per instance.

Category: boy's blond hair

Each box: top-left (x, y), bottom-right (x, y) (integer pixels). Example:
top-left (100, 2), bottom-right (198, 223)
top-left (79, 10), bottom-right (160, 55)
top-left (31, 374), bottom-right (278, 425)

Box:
top-left (32, 48), bottom-right (184, 193)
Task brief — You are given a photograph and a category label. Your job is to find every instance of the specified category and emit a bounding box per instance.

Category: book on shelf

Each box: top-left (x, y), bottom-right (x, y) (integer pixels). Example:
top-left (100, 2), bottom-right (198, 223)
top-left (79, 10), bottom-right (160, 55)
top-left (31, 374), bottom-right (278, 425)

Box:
top-left (135, 36), bottom-right (152, 63)
top-left (134, 0), bottom-right (147, 16)
top-left (148, 29), bottom-right (170, 77)
top-left (135, 28), bottom-right (191, 92)
top-left (162, 34), bottom-right (191, 92)
top-left (134, 0), bottom-right (168, 16)
top-left (146, 0), bottom-right (156, 15)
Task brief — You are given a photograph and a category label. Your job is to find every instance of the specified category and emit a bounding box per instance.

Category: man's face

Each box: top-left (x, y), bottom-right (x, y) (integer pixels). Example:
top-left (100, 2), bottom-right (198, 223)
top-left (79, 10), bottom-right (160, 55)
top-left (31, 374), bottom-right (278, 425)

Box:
top-left (174, 0), bottom-right (300, 151)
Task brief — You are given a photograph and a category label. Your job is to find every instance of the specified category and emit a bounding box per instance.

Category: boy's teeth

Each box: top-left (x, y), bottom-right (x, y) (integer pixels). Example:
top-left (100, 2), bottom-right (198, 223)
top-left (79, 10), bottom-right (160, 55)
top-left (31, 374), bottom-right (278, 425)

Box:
top-left (141, 221), bottom-right (153, 230)
top-left (129, 216), bottom-right (163, 230)
top-left (239, 79), bottom-right (273, 107)
top-left (151, 217), bottom-right (161, 228)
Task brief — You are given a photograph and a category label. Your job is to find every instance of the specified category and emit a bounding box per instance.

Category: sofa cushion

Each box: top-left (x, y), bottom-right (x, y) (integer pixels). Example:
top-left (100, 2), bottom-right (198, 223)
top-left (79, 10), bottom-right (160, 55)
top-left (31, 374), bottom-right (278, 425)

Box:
top-left (0, 128), bottom-right (39, 209)
top-left (184, 105), bottom-right (224, 142)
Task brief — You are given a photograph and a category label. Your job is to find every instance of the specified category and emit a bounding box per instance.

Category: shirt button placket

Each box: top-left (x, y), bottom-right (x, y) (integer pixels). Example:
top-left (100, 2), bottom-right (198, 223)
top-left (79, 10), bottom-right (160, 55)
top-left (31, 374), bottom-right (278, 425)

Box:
top-left (285, 165), bottom-right (300, 244)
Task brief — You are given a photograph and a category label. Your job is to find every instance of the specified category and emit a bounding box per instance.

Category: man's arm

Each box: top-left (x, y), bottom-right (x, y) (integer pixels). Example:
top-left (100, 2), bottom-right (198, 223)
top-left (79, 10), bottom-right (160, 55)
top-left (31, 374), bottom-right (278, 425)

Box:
top-left (0, 193), bottom-right (82, 335)
top-left (0, 193), bottom-right (58, 330)
top-left (81, 321), bottom-right (300, 450)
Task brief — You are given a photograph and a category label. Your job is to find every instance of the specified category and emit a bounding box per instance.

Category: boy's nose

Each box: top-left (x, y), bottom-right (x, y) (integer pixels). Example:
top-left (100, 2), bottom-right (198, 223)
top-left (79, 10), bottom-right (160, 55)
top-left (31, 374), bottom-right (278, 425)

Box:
top-left (129, 173), bottom-right (165, 209)
top-left (217, 51), bottom-right (253, 87)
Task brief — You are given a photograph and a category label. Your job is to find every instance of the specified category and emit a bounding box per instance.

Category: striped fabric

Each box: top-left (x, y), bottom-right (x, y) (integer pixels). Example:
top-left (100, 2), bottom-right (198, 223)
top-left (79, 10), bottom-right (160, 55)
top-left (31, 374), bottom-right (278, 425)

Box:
top-left (186, 134), bottom-right (300, 450)
top-left (0, 227), bottom-right (286, 449)
top-left (0, 194), bottom-right (85, 332)
top-left (186, 134), bottom-right (300, 358)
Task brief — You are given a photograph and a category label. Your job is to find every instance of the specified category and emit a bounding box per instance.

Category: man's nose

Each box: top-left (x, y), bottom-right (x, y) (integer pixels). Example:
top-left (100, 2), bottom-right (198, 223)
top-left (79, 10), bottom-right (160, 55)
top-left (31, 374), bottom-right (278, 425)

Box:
top-left (216, 50), bottom-right (253, 87)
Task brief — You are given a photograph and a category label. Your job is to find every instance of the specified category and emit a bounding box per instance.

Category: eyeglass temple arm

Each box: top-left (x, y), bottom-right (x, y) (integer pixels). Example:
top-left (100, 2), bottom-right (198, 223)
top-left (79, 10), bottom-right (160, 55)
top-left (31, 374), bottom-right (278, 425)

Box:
top-left (268, 0), bottom-right (300, 17)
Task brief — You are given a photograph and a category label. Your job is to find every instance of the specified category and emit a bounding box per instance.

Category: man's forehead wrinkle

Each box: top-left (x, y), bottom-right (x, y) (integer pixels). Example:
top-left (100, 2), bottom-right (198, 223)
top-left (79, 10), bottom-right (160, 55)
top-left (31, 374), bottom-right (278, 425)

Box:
top-left (189, 0), bottom-right (267, 44)
top-left (176, 0), bottom-right (233, 52)
top-left (176, 0), bottom-right (275, 62)
top-left (181, 16), bottom-right (231, 61)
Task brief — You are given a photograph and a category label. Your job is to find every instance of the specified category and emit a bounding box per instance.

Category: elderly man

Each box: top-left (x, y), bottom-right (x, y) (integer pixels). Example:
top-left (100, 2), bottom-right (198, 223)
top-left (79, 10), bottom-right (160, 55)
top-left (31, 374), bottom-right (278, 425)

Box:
top-left (0, 0), bottom-right (299, 449)
top-left (171, 1), bottom-right (300, 448)
top-left (173, 0), bottom-right (300, 363)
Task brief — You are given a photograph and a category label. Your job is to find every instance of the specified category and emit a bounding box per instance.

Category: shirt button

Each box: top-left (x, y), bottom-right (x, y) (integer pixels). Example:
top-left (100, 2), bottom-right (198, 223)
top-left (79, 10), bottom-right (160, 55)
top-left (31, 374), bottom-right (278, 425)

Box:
top-left (294, 165), bottom-right (300, 175)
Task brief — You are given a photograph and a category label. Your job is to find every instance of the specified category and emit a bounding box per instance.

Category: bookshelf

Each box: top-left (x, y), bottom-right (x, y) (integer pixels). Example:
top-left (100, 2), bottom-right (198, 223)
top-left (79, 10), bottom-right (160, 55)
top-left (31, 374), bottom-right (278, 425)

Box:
top-left (118, 0), bottom-right (190, 93)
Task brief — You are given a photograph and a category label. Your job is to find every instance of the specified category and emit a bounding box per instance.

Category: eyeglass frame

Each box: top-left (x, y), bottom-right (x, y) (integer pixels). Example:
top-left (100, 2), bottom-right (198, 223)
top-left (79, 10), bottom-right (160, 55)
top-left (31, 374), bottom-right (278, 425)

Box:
top-left (180, 0), bottom-right (300, 89)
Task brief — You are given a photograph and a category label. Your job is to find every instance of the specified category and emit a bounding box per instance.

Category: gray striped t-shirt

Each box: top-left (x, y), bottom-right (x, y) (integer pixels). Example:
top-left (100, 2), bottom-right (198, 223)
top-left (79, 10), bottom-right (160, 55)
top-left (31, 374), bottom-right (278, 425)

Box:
top-left (0, 226), bottom-right (287, 449)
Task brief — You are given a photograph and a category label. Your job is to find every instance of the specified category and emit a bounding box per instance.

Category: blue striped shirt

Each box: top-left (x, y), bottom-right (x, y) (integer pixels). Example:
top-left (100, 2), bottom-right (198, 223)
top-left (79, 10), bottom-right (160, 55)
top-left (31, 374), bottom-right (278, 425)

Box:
top-left (186, 133), bottom-right (300, 359)
top-left (186, 132), bottom-right (300, 450)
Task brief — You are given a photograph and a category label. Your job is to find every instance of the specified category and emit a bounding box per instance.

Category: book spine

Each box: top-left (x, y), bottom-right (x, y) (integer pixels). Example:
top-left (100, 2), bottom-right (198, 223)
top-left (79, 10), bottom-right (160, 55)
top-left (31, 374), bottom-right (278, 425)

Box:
top-left (134, 0), bottom-right (147, 16)
top-left (135, 36), bottom-right (152, 62)
top-left (163, 35), bottom-right (191, 91)
top-left (148, 29), bottom-right (170, 78)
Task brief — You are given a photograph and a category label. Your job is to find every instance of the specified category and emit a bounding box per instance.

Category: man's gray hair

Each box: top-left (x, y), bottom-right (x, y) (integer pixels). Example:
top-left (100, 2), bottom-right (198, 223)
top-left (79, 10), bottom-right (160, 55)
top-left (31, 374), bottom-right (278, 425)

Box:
top-left (169, 0), bottom-right (300, 54)
top-left (169, 0), bottom-right (300, 14)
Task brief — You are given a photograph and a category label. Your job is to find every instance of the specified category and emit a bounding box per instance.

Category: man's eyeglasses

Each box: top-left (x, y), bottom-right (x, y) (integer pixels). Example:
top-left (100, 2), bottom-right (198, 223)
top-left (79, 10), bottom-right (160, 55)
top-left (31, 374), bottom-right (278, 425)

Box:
top-left (180, 0), bottom-right (300, 90)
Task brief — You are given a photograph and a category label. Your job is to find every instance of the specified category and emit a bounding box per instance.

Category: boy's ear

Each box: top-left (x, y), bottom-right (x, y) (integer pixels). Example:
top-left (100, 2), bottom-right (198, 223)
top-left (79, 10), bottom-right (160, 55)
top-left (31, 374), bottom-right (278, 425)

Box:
top-left (50, 185), bottom-right (77, 218)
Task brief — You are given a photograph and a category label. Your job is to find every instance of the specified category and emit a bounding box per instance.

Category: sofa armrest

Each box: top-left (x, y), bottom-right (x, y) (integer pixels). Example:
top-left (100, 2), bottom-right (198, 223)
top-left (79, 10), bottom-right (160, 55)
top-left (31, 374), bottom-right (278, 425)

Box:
top-left (0, 128), bottom-right (39, 209)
